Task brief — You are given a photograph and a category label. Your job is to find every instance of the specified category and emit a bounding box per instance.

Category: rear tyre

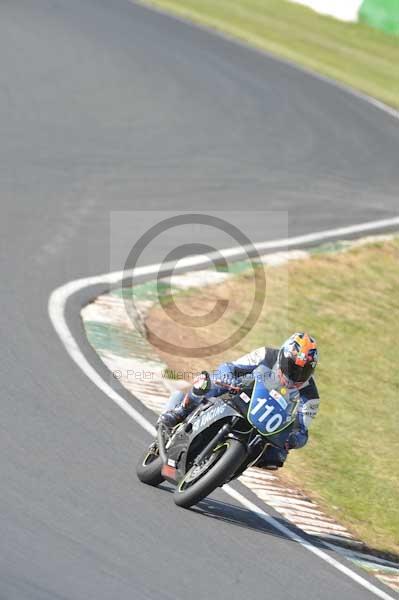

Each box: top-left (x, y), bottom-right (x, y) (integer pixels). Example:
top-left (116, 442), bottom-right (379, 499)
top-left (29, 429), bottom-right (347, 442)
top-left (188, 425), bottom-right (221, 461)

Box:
top-left (136, 443), bottom-right (164, 486)
top-left (174, 438), bottom-right (246, 508)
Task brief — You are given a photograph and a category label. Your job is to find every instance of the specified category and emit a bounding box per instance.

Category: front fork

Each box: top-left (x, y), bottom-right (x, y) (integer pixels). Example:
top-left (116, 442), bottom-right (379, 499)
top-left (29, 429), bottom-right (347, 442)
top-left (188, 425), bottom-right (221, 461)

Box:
top-left (226, 434), bottom-right (267, 482)
top-left (193, 424), bottom-right (231, 466)
top-left (192, 416), bottom-right (243, 467)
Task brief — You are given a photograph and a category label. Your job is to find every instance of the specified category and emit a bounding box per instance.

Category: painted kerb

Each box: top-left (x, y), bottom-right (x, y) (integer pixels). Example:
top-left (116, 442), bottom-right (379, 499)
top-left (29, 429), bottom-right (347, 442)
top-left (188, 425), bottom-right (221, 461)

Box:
top-left (81, 234), bottom-right (399, 594)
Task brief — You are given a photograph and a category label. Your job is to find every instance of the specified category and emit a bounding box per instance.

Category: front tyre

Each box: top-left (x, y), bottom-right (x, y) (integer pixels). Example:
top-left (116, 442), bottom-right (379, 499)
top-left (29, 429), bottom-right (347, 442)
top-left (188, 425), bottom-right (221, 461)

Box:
top-left (136, 443), bottom-right (164, 486)
top-left (174, 438), bottom-right (246, 509)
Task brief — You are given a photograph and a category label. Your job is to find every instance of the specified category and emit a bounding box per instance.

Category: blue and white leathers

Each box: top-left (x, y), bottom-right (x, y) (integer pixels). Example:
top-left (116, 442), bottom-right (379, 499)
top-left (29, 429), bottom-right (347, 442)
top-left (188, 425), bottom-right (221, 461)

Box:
top-left (246, 365), bottom-right (298, 437)
top-left (209, 348), bottom-right (320, 449)
top-left (164, 347), bottom-right (320, 451)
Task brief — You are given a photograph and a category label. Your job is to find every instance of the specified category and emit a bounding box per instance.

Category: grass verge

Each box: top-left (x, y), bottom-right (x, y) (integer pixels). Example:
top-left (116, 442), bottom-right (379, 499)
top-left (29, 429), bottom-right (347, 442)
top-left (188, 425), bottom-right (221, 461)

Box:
top-left (146, 237), bottom-right (399, 557)
top-left (141, 0), bottom-right (399, 109)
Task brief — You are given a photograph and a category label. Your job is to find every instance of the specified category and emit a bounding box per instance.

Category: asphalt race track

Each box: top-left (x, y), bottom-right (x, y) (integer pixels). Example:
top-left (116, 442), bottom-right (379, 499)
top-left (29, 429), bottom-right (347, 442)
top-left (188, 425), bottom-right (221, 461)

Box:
top-left (1, 1), bottom-right (398, 599)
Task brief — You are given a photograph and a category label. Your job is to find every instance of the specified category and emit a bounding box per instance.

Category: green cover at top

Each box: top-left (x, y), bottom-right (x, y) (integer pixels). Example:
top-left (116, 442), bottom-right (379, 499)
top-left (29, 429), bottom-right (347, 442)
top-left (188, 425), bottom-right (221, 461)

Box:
top-left (359, 0), bottom-right (399, 35)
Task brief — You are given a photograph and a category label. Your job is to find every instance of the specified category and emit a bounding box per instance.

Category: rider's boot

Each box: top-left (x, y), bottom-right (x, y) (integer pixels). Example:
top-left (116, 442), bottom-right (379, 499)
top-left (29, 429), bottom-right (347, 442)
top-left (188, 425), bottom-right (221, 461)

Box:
top-left (157, 397), bottom-right (192, 429)
top-left (157, 372), bottom-right (212, 430)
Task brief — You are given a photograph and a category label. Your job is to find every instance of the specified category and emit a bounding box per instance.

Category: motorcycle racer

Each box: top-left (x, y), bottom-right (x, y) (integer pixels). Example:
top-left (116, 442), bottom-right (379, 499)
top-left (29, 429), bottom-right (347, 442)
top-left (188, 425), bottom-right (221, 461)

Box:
top-left (158, 332), bottom-right (320, 469)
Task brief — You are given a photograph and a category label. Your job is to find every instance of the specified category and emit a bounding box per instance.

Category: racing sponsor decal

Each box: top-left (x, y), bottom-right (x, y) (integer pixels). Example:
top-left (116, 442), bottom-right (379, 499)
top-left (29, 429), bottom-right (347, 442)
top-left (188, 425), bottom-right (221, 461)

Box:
top-left (269, 388), bottom-right (287, 409)
top-left (192, 404), bottom-right (226, 432)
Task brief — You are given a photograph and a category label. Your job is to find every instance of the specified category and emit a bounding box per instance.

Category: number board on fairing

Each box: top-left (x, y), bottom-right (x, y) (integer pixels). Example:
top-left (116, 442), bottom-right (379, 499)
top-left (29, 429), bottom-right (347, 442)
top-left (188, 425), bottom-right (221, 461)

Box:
top-left (247, 378), bottom-right (293, 436)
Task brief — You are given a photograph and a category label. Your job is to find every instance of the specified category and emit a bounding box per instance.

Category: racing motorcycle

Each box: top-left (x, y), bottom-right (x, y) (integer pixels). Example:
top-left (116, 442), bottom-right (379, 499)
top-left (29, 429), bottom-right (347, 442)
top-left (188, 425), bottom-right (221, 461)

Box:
top-left (136, 365), bottom-right (299, 509)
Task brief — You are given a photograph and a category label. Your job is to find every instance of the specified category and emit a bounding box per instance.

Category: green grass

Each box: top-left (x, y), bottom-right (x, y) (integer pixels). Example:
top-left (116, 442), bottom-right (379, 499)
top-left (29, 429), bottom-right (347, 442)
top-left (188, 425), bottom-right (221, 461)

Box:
top-left (141, 0), bottom-right (399, 109)
top-left (147, 238), bottom-right (399, 556)
top-left (235, 239), bottom-right (399, 556)
top-left (272, 239), bottom-right (399, 556)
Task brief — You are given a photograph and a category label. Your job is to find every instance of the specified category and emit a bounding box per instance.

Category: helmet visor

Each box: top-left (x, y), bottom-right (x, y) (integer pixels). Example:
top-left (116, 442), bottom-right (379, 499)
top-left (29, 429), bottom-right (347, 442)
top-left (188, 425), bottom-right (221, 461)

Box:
top-left (280, 355), bottom-right (315, 384)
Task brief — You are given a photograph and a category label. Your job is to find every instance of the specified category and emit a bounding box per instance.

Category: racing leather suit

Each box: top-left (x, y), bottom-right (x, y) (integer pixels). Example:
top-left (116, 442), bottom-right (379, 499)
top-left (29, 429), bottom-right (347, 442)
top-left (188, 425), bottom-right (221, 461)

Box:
top-left (163, 347), bottom-right (320, 468)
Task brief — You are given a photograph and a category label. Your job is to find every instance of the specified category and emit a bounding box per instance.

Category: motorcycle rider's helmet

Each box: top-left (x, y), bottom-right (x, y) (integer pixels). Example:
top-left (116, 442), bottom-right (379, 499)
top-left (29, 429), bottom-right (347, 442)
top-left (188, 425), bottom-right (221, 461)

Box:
top-left (277, 332), bottom-right (318, 387)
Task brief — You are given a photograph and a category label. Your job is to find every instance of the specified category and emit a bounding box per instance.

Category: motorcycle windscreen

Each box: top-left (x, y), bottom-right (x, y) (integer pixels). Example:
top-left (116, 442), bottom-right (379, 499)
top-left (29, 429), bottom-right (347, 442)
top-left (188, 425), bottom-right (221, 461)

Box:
top-left (247, 378), bottom-right (297, 437)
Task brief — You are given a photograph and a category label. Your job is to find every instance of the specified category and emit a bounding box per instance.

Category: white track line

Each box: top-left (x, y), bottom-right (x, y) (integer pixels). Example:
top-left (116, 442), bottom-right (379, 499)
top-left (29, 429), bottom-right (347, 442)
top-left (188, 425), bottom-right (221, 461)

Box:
top-left (52, 216), bottom-right (399, 292)
top-left (49, 218), bottom-right (399, 600)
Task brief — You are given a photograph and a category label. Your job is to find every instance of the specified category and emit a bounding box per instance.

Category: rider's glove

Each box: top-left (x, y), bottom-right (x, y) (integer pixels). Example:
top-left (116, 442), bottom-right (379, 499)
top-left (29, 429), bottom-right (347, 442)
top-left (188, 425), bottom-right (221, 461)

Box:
top-left (191, 371), bottom-right (212, 397)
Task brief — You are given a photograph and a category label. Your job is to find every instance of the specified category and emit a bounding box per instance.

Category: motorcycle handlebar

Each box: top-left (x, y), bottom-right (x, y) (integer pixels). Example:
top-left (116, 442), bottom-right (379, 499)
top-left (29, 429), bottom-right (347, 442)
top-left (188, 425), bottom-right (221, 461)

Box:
top-left (213, 380), bottom-right (242, 393)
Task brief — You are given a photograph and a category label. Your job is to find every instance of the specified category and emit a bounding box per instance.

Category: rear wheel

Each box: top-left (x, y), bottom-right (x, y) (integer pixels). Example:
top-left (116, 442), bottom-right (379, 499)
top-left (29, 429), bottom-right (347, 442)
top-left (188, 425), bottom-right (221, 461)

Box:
top-left (136, 443), bottom-right (164, 486)
top-left (174, 438), bottom-right (246, 508)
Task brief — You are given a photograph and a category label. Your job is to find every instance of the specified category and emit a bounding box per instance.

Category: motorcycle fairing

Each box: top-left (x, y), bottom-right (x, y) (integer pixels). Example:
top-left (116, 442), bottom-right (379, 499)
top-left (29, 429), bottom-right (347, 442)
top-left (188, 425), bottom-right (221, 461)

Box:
top-left (166, 399), bottom-right (244, 479)
top-left (247, 377), bottom-right (298, 438)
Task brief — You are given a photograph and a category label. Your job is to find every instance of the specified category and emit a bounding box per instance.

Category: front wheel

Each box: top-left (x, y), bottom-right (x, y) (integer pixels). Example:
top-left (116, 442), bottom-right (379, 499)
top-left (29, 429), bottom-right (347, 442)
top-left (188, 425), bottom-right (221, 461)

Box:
top-left (174, 438), bottom-right (246, 508)
top-left (136, 442), bottom-right (164, 486)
